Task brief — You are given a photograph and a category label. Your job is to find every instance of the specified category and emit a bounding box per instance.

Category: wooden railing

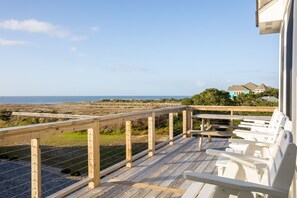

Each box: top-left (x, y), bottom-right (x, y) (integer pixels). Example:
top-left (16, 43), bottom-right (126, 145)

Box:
top-left (0, 106), bottom-right (190, 198)
top-left (0, 105), bottom-right (276, 198)
top-left (189, 105), bottom-right (275, 112)
top-left (88, 102), bottom-right (181, 107)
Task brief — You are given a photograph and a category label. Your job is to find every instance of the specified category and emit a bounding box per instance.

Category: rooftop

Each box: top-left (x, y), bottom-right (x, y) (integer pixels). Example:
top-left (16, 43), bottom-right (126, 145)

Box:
top-left (227, 85), bottom-right (250, 92)
top-left (243, 82), bottom-right (258, 90)
top-left (227, 82), bottom-right (271, 92)
top-left (255, 83), bottom-right (270, 90)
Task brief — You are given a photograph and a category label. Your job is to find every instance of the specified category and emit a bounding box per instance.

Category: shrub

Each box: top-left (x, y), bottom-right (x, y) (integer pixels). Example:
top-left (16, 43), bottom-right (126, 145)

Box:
top-left (9, 156), bottom-right (18, 161)
top-left (71, 171), bottom-right (81, 176)
top-left (61, 168), bottom-right (71, 174)
top-left (0, 154), bottom-right (9, 159)
top-left (0, 110), bottom-right (12, 121)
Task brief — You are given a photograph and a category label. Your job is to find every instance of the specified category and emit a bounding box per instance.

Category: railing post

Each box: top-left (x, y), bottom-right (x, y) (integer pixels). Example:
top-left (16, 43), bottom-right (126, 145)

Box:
top-left (126, 120), bottom-right (132, 168)
top-left (183, 110), bottom-right (191, 138)
top-left (88, 121), bottom-right (100, 189)
top-left (187, 110), bottom-right (193, 131)
top-left (201, 119), bottom-right (205, 131)
top-left (148, 112), bottom-right (155, 157)
top-left (31, 138), bottom-right (41, 198)
top-left (169, 113), bottom-right (174, 145)
top-left (230, 110), bottom-right (234, 126)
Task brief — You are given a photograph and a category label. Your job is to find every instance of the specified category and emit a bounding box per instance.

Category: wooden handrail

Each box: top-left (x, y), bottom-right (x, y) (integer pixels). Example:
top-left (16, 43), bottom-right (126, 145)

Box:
top-left (0, 106), bottom-right (187, 145)
top-left (189, 105), bottom-right (276, 112)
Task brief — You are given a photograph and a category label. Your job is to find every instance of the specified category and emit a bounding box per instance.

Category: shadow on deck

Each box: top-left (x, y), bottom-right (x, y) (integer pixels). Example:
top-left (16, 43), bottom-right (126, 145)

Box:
top-left (70, 137), bottom-right (229, 198)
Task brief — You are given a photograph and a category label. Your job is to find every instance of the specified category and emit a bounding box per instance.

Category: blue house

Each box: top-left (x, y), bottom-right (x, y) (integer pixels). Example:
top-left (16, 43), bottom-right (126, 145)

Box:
top-left (227, 82), bottom-right (261, 98)
top-left (227, 85), bottom-right (251, 98)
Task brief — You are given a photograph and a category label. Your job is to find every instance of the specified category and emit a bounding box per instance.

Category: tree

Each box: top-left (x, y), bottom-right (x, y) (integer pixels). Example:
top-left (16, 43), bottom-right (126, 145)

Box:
top-left (181, 98), bottom-right (194, 105)
top-left (235, 93), bottom-right (258, 106)
top-left (234, 92), bottom-right (277, 106)
top-left (191, 88), bottom-right (235, 106)
top-left (259, 88), bottom-right (279, 98)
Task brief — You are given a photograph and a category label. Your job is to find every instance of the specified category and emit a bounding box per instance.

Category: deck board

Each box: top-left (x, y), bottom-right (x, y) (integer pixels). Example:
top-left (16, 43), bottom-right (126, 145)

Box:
top-left (72, 137), bottom-right (228, 198)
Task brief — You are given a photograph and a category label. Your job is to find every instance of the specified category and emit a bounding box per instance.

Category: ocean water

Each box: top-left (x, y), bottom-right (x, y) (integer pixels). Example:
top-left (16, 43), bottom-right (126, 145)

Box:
top-left (0, 96), bottom-right (188, 104)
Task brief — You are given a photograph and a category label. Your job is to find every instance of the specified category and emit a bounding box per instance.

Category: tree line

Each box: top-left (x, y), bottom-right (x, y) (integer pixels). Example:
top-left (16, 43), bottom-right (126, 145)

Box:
top-left (181, 88), bottom-right (278, 106)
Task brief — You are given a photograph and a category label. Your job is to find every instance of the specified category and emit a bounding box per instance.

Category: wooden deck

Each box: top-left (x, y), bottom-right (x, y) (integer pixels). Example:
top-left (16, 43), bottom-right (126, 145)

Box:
top-left (72, 137), bottom-right (229, 198)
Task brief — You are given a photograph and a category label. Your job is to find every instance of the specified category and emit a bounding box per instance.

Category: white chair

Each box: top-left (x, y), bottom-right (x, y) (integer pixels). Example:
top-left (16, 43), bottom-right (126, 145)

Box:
top-left (215, 119), bottom-right (291, 176)
top-left (238, 108), bottom-right (279, 128)
top-left (232, 114), bottom-right (287, 143)
top-left (183, 130), bottom-right (296, 198)
top-left (227, 120), bottom-right (291, 155)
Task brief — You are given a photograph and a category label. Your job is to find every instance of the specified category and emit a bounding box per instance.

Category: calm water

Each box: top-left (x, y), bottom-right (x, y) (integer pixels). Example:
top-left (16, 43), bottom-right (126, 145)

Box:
top-left (0, 96), bottom-right (188, 104)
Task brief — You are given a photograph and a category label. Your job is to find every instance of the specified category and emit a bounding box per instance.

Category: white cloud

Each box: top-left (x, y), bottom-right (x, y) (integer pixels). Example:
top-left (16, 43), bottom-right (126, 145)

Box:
top-left (0, 19), bottom-right (87, 41)
top-left (70, 47), bottom-right (77, 52)
top-left (0, 38), bottom-right (27, 46)
top-left (91, 26), bottom-right (99, 32)
top-left (0, 19), bottom-right (54, 32)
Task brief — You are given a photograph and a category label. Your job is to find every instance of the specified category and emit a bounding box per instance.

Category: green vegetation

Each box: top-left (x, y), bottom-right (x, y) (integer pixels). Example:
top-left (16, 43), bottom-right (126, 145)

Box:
top-left (182, 88), bottom-right (278, 107)
top-left (0, 109), bottom-right (62, 128)
top-left (95, 98), bottom-right (180, 103)
top-left (0, 109), bottom-right (12, 121)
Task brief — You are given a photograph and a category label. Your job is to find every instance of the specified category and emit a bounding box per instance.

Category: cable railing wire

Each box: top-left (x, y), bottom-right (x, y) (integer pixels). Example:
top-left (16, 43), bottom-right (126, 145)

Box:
top-left (0, 144), bottom-right (88, 179)
top-left (1, 141), bottom-right (142, 188)
top-left (42, 144), bottom-right (149, 196)
top-left (41, 172), bottom-right (88, 196)
top-left (0, 141), bottom-right (89, 185)
top-left (0, 131), bottom-right (152, 197)
top-left (0, 146), bottom-right (30, 156)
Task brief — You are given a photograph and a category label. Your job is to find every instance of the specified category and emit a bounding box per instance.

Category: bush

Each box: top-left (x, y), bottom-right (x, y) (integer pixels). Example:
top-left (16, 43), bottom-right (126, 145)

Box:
top-left (61, 168), bottom-right (71, 174)
top-left (0, 154), bottom-right (9, 159)
top-left (191, 89), bottom-right (235, 106)
top-left (71, 171), bottom-right (81, 176)
top-left (0, 110), bottom-right (12, 121)
top-left (9, 156), bottom-right (18, 161)
top-left (181, 98), bottom-right (194, 105)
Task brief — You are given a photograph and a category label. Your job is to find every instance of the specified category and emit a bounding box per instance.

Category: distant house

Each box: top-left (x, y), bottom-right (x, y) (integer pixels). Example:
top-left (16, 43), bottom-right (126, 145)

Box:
top-left (254, 83), bottom-right (270, 93)
top-left (227, 85), bottom-right (251, 98)
top-left (243, 82), bottom-right (258, 91)
top-left (227, 82), bottom-right (271, 98)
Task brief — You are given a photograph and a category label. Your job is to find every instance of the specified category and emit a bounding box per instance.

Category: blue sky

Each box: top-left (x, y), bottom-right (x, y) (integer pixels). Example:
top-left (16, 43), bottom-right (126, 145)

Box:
top-left (0, 1), bottom-right (279, 96)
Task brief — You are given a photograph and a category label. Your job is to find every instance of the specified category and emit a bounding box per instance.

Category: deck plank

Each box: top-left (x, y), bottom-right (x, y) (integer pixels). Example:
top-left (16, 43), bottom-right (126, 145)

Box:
top-left (155, 139), bottom-right (228, 198)
top-left (71, 137), bottom-right (228, 198)
top-left (97, 138), bottom-right (199, 198)
top-left (79, 137), bottom-right (190, 198)
top-left (127, 138), bottom-right (209, 198)
top-left (168, 141), bottom-right (229, 198)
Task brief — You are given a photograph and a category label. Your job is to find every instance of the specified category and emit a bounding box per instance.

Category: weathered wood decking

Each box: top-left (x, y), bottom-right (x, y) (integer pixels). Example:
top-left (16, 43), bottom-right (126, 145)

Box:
top-left (71, 137), bottom-right (229, 198)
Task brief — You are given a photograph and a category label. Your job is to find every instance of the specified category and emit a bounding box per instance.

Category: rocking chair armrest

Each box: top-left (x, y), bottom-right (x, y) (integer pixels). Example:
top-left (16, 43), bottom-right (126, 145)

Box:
top-left (206, 149), bottom-right (269, 166)
top-left (183, 172), bottom-right (287, 197)
top-left (228, 139), bottom-right (274, 148)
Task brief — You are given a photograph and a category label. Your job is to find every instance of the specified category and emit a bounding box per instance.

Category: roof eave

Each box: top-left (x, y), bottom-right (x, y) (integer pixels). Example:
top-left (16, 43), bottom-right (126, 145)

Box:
top-left (256, 0), bottom-right (283, 34)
